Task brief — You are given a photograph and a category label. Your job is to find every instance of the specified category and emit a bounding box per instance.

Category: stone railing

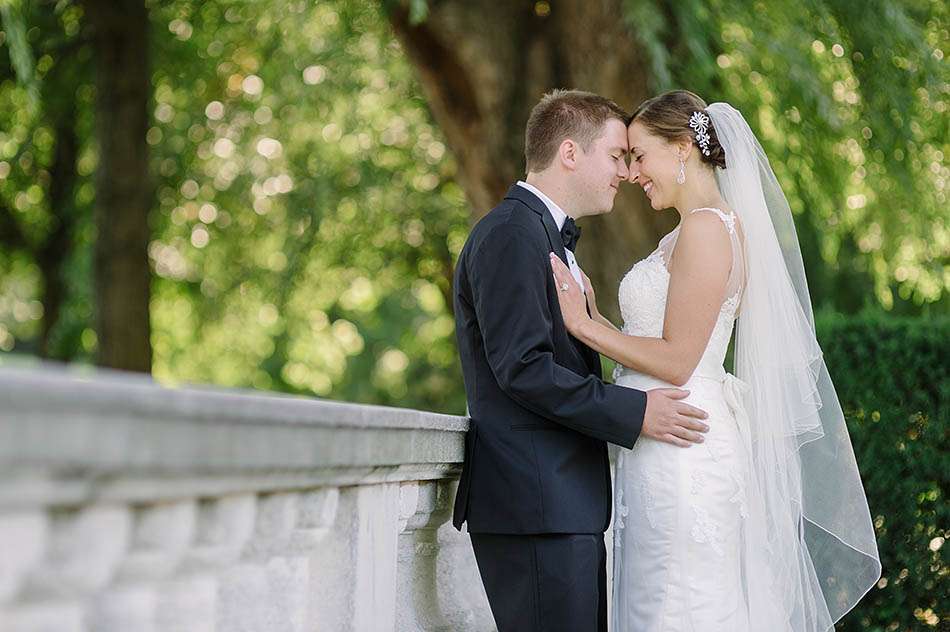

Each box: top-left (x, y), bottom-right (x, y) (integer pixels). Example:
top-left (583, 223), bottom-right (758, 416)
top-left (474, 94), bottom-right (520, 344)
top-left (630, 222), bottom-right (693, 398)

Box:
top-left (0, 364), bottom-right (494, 632)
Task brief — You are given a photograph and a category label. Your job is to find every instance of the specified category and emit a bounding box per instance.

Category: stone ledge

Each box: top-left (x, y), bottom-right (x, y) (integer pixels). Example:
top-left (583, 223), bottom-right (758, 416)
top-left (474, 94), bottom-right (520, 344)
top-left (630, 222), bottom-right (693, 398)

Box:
top-left (0, 363), bottom-right (468, 430)
top-left (0, 465), bottom-right (462, 509)
top-left (0, 365), bottom-right (468, 504)
top-left (0, 364), bottom-right (494, 630)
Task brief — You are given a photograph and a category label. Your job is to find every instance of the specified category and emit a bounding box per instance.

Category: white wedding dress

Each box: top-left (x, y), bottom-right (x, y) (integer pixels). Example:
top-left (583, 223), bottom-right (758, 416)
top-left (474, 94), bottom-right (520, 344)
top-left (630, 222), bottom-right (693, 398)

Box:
top-left (611, 207), bottom-right (754, 631)
top-left (608, 103), bottom-right (880, 632)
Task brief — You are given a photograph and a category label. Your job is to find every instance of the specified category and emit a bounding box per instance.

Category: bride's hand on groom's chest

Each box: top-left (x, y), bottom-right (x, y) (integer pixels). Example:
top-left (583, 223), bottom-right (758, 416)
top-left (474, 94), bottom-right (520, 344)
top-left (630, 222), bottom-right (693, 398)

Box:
top-left (549, 253), bottom-right (588, 333)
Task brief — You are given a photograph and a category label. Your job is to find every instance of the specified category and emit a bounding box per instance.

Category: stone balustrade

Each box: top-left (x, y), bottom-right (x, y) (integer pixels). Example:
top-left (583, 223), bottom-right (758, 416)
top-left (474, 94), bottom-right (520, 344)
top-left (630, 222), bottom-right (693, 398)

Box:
top-left (0, 364), bottom-right (494, 632)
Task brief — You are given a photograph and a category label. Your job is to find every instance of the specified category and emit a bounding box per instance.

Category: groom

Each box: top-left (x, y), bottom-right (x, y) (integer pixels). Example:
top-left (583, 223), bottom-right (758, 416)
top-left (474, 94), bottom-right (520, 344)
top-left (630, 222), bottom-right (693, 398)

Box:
top-left (451, 90), bottom-right (710, 631)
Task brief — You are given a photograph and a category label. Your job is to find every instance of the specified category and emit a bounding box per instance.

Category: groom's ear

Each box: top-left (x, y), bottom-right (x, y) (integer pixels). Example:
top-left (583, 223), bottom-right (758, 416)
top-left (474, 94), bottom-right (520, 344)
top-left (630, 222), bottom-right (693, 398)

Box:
top-left (558, 139), bottom-right (578, 170)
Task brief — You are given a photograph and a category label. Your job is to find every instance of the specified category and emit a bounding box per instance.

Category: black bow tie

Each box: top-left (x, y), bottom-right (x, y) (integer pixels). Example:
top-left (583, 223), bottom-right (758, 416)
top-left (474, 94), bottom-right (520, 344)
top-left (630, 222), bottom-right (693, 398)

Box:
top-left (560, 218), bottom-right (582, 251)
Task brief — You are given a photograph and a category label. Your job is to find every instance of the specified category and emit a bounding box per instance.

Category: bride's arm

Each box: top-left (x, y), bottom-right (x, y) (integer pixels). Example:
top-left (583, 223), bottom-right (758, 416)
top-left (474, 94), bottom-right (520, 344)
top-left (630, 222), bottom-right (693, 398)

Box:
top-left (578, 268), bottom-right (621, 332)
top-left (550, 212), bottom-right (732, 386)
top-left (593, 313), bottom-right (620, 331)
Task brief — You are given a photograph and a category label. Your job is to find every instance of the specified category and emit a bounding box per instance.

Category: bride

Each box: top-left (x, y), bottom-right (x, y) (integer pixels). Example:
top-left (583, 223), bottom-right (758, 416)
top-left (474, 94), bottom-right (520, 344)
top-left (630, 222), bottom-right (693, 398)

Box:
top-left (549, 91), bottom-right (881, 631)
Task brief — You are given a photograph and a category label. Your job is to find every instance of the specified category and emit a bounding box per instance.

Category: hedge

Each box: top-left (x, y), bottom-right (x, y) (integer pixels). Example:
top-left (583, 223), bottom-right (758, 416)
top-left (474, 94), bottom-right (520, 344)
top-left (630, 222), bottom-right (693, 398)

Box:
top-left (815, 313), bottom-right (948, 631)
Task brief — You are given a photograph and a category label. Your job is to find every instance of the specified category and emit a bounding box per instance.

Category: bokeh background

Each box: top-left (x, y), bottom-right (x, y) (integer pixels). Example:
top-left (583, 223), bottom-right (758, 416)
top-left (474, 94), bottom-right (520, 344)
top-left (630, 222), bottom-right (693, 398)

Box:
top-left (0, 1), bottom-right (946, 629)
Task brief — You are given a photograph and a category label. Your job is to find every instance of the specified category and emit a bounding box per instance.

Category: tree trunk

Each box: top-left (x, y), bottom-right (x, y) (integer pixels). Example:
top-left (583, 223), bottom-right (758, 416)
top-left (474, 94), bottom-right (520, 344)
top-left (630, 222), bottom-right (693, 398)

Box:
top-left (387, 0), bottom-right (673, 322)
top-left (84, 0), bottom-right (152, 372)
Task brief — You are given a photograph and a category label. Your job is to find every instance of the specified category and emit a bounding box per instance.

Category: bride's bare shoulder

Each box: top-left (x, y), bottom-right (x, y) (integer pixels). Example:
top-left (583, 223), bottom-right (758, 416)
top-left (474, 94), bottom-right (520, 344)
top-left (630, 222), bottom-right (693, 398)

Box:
top-left (668, 210), bottom-right (732, 275)
top-left (681, 208), bottom-right (735, 243)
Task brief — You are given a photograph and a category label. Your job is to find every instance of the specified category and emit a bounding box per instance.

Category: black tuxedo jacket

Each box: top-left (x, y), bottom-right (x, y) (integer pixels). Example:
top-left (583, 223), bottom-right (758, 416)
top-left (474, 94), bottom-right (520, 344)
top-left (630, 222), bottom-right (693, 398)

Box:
top-left (452, 184), bottom-right (647, 535)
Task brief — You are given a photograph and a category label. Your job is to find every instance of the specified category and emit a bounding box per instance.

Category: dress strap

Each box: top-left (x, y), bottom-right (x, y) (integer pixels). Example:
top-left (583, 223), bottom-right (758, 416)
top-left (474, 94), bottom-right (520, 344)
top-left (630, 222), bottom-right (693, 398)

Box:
top-left (690, 207), bottom-right (736, 234)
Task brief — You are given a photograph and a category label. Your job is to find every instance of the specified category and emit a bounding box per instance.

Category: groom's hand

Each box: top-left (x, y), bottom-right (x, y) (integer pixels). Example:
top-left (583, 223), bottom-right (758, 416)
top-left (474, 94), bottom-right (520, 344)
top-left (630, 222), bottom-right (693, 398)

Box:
top-left (642, 388), bottom-right (709, 447)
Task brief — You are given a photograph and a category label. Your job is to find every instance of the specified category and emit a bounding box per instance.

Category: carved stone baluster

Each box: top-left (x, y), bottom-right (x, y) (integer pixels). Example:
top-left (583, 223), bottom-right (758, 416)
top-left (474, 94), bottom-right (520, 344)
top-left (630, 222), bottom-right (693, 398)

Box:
top-left (0, 511), bottom-right (54, 632)
top-left (9, 505), bottom-right (132, 632)
top-left (0, 511), bottom-right (49, 604)
top-left (396, 480), bottom-right (447, 631)
top-left (91, 500), bottom-right (198, 631)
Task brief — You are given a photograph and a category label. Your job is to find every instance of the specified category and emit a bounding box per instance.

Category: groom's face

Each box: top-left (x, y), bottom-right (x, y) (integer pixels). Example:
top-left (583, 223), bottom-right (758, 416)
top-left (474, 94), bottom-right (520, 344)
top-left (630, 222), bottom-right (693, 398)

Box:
top-left (574, 118), bottom-right (630, 216)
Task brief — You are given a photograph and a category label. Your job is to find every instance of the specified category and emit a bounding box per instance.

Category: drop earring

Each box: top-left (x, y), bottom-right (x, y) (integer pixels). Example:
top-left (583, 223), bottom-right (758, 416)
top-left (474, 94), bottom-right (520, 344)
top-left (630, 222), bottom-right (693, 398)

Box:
top-left (676, 158), bottom-right (686, 185)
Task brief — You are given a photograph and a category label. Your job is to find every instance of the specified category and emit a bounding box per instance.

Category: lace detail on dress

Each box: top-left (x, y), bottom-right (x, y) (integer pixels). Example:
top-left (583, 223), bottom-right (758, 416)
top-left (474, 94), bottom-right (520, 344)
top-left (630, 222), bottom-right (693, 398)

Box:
top-left (641, 474), bottom-right (657, 529)
top-left (690, 207), bottom-right (736, 234)
top-left (616, 487), bottom-right (629, 530)
top-left (611, 362), bottom-right (624, 382)
top-left (618, 252), bottom-right (670, 339)
top-left (614, 484), bottom-right (630, 548)
top-left (730, 470), bottom-right (749, 519)
top-left (690, 469), bottom-right (707, 495)
top-left (691, 506), bottom-right (725, 557)
top-left (704, 292), bottom-right (741, 364)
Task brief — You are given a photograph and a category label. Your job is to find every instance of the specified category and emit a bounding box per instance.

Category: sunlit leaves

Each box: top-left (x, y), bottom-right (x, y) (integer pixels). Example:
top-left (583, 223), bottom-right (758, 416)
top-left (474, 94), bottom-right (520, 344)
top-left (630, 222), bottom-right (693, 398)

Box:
top-left (142, 0), bottom-right (467, 412)
top-left (626, 0), bottom-right (948, 310)
top-left (1, 0), bottom-right (942, 412)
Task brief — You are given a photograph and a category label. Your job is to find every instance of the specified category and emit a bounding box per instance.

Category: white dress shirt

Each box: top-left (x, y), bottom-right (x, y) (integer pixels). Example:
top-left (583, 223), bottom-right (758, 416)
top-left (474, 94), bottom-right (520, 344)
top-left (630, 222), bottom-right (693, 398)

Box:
top-left (517, 180), bottom-right (586, 294)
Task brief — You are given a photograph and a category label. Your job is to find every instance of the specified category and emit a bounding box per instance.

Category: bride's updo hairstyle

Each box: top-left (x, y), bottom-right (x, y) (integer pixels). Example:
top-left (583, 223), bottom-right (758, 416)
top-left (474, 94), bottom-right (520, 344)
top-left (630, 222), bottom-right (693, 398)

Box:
top-left (631, 90), bottom-right (727, 169)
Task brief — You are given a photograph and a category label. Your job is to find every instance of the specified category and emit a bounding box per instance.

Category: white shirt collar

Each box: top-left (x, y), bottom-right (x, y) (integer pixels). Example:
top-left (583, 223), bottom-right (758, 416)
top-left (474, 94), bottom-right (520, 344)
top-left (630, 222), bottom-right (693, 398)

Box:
top-left (517, 180), bottom-right (570, 232)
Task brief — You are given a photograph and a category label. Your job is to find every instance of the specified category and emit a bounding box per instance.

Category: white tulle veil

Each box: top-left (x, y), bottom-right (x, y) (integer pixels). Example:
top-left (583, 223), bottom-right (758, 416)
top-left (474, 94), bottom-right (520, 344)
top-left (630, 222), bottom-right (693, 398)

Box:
top-left (706, 102), bottom-right (881, 630)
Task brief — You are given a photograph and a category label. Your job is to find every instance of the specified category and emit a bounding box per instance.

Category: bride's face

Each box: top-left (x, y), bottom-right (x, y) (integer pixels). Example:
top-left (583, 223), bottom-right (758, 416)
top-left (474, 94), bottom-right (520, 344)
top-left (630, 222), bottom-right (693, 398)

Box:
top-left (627, 121), bottom-right (680, 210)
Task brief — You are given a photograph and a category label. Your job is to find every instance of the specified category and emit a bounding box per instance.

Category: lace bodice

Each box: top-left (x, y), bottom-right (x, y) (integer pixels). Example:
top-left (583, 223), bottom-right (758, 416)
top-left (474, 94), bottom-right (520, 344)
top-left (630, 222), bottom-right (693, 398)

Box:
top-left (613, 208), bottom-right (744, 382)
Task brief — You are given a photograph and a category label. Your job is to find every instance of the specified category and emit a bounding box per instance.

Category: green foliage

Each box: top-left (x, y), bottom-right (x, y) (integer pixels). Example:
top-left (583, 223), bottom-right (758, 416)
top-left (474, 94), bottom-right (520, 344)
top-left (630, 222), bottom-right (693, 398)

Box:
top-left (0, 0), bottom-right (94, 359)
top-left (815, 312), bottom-right (948, 630)
top-left (142, 0), bottom-right (467, 413)
top-left (0, 0), bottom-right (468, 412)
top-left (0, 0), bottom-right (946, 421)
top-left (407, 0), bottom-right (428, 25)
top-left (0, 0), bottom-right (39, 110)
top-left (625, 0), bottom-right (949, 311)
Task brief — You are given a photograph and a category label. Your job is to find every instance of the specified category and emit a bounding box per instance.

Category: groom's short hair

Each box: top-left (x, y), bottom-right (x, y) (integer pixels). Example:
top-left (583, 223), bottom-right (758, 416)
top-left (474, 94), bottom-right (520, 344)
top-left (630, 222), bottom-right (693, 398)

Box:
top-left (525, 89), bottom-right (630, 172)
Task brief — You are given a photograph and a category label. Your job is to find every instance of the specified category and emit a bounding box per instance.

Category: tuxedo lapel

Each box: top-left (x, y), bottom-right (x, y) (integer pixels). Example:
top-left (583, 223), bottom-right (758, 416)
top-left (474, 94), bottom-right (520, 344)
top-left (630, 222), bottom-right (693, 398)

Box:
top-left (504, 185), bottom-right (567, 267)
top-left (504, 184), bottom-right (601, 378)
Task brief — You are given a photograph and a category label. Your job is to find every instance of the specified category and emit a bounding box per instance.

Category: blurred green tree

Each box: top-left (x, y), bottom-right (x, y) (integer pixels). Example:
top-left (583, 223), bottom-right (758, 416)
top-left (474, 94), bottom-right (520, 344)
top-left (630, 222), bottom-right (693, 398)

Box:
top-left (0, 0), bottom-right (151, 371)
top-left (0, 0), bottom-right (89, 361)
top-left (0, 0), bottom-right (945, 416)
top-left (384, 0), bottom-right (947, 316)
top-left (137, 0), bottom-right (468, 414)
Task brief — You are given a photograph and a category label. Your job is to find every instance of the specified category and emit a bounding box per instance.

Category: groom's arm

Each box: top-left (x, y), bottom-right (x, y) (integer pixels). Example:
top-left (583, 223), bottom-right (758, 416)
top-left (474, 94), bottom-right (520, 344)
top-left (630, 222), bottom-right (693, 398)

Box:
top-left (469, 224), bottom-right (645, 448)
